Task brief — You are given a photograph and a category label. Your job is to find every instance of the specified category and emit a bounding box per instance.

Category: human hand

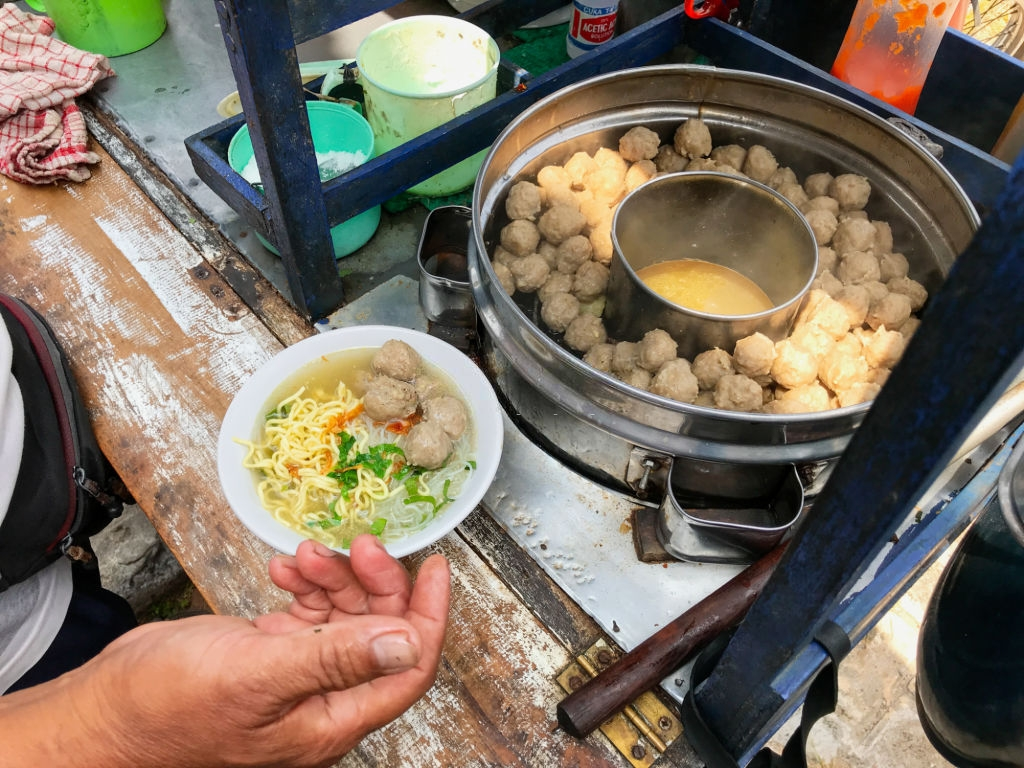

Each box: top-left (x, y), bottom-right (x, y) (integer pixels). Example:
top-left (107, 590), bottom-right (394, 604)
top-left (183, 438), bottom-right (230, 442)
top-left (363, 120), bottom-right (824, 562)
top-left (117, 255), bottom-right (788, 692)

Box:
top-left (4, 536), bottom-right (450, 768)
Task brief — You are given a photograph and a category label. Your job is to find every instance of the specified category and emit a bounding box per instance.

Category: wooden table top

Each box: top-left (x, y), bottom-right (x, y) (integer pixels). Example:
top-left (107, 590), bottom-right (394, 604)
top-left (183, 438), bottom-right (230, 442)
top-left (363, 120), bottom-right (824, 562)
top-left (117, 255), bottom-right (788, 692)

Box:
top-left (0, 137), bottom-right (704, 767)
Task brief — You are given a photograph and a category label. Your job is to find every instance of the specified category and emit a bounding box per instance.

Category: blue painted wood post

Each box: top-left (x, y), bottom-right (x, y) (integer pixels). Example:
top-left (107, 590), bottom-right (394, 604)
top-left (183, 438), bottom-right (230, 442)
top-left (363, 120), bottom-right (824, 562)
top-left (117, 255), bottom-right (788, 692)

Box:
top-left (216, 0), bottom-right (344, 319)
top-left (692, 148), bottom-right (1024, 758)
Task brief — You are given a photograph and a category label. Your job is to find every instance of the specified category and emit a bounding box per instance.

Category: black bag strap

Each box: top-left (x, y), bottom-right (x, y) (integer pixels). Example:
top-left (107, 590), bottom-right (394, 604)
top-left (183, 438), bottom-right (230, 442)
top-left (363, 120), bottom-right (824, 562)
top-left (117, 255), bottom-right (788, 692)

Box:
top-left (681, 620), bottom-right (852, 768)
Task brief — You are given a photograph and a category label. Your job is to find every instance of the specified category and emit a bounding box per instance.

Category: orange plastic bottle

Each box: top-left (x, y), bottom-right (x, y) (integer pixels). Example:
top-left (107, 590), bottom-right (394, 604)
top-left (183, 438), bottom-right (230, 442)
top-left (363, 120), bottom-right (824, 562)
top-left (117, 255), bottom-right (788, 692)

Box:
top-left (831, 0), bottom-right (957, 114)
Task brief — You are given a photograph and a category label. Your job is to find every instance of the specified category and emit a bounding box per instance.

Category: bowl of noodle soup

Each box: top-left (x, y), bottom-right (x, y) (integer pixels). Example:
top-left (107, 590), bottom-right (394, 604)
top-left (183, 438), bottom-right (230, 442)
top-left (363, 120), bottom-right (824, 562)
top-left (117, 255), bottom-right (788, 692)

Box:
top-left (217, 325), bottom-right (503, 558)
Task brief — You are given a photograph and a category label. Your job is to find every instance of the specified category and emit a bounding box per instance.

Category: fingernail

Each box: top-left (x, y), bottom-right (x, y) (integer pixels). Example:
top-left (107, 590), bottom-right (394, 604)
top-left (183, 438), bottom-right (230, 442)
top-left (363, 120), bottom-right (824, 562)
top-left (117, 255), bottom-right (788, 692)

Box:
top-left (313, 542), bottom-right (338, 558)
top-left (371, 632), bottom-right (418, 672)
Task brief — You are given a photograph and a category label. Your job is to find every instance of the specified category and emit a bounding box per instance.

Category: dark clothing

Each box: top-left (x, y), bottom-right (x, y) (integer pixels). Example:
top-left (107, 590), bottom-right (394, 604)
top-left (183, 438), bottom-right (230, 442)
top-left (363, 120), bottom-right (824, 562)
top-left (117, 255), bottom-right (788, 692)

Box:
top-left (6, 561), bottom-right (136, 693)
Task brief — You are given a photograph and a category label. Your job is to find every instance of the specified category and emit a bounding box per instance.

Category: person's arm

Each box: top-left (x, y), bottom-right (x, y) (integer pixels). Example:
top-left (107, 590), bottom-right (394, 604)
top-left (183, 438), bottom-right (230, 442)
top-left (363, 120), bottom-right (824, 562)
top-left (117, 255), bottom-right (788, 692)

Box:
top-left (0, 536), bottom-right (450, 768)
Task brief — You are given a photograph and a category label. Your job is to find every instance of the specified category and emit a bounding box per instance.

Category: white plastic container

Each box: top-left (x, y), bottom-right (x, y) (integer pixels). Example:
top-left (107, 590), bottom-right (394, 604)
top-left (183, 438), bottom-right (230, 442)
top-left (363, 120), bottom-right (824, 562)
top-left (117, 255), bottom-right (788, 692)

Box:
top-left (566, 0), bottom-right (620, 58)
top-left (356, 16), bottom-right (499, 197)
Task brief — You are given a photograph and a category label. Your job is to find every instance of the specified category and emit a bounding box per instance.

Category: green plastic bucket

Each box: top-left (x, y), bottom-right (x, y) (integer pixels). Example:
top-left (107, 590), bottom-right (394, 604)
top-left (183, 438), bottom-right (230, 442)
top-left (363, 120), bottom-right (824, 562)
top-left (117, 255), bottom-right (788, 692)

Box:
top-left (356, 16), bottom-right (499, 197)
top-left (24, 0), bottom-right (166, 57)
top-left (228, 101), bottom-right (381, 260)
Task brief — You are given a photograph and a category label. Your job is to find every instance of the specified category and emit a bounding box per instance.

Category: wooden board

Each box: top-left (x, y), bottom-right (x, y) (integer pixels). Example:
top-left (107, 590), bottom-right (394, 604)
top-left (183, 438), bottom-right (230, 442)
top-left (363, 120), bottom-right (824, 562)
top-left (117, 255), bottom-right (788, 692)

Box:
top-left (0, 149), bottom-right (658, 766)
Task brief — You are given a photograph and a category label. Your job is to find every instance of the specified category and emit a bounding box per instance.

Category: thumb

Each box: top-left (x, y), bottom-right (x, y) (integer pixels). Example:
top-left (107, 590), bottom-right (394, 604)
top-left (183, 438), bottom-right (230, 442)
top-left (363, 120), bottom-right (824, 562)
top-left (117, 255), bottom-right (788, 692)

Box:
top-left (255, 616), bottom-right (424, 702)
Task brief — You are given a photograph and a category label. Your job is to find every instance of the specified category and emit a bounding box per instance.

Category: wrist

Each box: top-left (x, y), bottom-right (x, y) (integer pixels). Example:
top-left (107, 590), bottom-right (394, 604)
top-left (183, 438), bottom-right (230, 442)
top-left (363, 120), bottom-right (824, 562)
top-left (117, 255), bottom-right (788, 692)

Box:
top-left (0, 669), bottom-right (128, 768)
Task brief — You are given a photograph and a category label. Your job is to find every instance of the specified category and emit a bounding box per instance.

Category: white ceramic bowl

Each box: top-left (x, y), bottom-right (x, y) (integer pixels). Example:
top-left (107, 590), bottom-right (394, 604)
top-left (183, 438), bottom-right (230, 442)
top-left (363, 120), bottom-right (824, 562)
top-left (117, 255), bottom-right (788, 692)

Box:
top-left (217, 325), bottom-right (503, 558)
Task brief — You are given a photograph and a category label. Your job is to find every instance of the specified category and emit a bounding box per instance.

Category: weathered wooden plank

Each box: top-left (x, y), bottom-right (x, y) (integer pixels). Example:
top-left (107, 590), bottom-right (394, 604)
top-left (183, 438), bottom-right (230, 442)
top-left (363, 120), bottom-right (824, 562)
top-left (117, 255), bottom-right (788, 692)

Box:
top-left (0, 147), bottom-right (639, 766)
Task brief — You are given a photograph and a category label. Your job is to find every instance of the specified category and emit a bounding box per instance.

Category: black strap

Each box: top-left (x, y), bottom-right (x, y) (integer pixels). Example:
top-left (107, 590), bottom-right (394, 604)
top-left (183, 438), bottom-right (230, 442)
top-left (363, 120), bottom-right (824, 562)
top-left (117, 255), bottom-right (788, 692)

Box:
top-left (681, 620), bottom-right (852, 768)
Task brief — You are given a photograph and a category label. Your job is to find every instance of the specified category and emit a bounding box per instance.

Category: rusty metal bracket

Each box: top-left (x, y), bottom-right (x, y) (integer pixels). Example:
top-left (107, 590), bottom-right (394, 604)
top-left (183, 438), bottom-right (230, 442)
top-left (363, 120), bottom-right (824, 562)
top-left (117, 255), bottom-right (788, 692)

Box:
top-left (556, 639), bottom-right (682, 766)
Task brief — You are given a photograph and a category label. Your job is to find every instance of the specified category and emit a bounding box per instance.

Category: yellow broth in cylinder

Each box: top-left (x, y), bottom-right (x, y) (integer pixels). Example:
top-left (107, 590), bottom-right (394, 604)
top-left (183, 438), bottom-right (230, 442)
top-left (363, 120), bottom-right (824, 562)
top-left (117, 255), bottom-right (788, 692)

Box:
top-left (635, 259), bottom-right (774, 315)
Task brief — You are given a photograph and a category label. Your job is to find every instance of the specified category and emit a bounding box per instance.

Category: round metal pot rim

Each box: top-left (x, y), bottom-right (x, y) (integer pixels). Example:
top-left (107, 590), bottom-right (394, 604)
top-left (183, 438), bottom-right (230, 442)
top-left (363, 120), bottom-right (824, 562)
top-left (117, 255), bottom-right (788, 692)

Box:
top-left (469, 64), bottom-right (980, 464)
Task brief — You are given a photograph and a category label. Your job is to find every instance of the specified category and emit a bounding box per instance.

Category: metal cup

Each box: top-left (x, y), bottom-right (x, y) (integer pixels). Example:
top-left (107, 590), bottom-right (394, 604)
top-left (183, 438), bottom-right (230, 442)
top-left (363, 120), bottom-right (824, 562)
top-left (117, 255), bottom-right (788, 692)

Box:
top-left (604, 171), bottom-right (818, 360)
top-left (417, 206), bottom-right (476, 328)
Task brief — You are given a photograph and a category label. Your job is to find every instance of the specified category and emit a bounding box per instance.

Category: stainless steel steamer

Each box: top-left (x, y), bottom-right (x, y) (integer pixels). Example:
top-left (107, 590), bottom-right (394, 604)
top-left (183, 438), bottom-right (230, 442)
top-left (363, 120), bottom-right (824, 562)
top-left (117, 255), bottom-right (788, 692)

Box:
top-left (468, 66), bottom-right (979, 514)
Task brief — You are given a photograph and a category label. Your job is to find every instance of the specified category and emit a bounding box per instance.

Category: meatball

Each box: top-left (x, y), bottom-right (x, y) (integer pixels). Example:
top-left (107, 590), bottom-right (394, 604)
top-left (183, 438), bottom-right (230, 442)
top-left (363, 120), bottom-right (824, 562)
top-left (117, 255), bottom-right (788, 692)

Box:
top-left (818, 346), bottom-right (870, 393)
top-left (804, 209), bottom-right (838, 246)
top-left (837, 382), bottom-right (882, 408)
top-left (650, 358), bottom-right (699, 402)
top-left (422, 395), bottom-right (468, 440)
top-left (618, 367), bottom-right (653, 390)
top-left (572, 261), bottom-right (610, 303)
top-left (742, 145), bottom-right (778, 184)
top-left (537, 271), bottom-right (574, 304)
top-left (625, 159), bottom-right (656, 192)
top-left (564, 313), bottom-right (607, 353)
top-left (817, 246), bottom-right (838, 276)
top-left (500, 219), bottom-right (541, 256)
top-left (491, 244), bottom-right (518, 268)
top-left (413, 374), bottom-right (447, 403)
top-left (509, 254), bottom-right (550, 294)
top-left (564, 151), bottom-right (599, 187)
top-left (710, 143), bottom-right (747, 171)
top-left (887, 276), bottom-right (928, 312)
top-left (540, 291), bottom-right (581, 333)
top-left (859, 326), bottom-right (906, 369)
top-left (878, 251), bottom-right (910, 282)
top-left (674, 118), bottom-right (712, 159)
top-left (583, 342), bottom-right (615, 373)
top-left (555, 235), bottom-right (592, 274)
top-left (536, 240), bottom-right (559, 270)
top-left (654, 144), bottom-right (688, 173)
top-left (768, 166), bottom-right (799, 190)
top-left (828, 173), bottom-right (871, 211)
top-left (493, 261), bottom-right (515, 295)
top-left (733, 333), bottom-right (776, 378)
top-left (832, 217), bottom-right (878, 256)
top-left (833, 285), bottom-right (871, 328)
top-left (538, 203), bottom-right (587, 245)
top-left (364, 375), bottom-right (418, 422)
top-left (584, 166), bottom-right (627, 206)
top-left (619, 125), bottom-right (661, 162)
top-left (536, 164), bottom-right (572, 190)
top-left (788, 323), bottom-right (836, 362)
top-left (795, 289), bottom-right (851, 340)
top-left (611, 341), bottom-right (640, 375)
top-left (714, 374), bottom-right (763, 412)
top-left (588, 222), bottom-right (614, 265)
top-left (686, 158), bottom-right (718, 172)
top-left (802, 195), bottom-right (841, 216)
top-left (873, 220), bottom-right (894, 253)
top-left (836, 250), bottom-right (881, 286)
top-left (774, 382), bottom-right (832, 412)
top-left (505, 180), bottom-right (543, 221)
top-left (579, 196), bottom-right (613, 230)
top-left (771, 339), bottom-right (819, 389)
top-left (404, 421), bottom-right (453, 470)
top-left (811, 269), bottom-right (843, 297)
top-left (637, 329), bottom-right (678, 372)
top-left (692, 347), bottom-right (734, 390)
top-left (777, 182), bottom-right (809, 209)
top-left (866, 292), bottom-right (912, 331)
top-left (804, 172), bottom-right (834, 198)
top-left (372, 339), bottom-right (421, 382)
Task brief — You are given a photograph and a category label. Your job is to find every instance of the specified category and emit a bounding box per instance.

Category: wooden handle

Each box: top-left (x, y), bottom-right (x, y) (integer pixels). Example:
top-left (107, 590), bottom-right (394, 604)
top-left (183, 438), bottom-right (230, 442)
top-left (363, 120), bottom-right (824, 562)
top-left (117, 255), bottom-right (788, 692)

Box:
top-left (556, 543), bottom-right (787, 738)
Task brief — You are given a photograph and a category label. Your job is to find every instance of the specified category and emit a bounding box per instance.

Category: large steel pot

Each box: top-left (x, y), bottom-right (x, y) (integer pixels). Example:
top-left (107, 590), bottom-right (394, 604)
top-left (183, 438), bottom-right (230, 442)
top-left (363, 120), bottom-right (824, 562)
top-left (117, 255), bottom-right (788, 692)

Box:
top-left (468, 65), bottom-right (979, 497)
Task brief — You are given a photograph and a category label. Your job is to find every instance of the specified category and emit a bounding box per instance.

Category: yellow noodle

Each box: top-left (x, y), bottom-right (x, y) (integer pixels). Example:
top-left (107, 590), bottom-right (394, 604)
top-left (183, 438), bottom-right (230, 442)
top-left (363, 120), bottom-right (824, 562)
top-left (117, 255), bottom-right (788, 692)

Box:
top-left (235, 376), bottom-right (476, 548)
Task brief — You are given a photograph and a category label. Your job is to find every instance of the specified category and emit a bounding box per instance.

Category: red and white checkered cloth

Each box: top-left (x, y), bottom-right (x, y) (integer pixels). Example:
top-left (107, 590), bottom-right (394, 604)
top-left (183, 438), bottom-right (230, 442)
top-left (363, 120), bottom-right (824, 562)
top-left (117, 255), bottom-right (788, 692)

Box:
top-left (0, 3), bottom-right (113, 183)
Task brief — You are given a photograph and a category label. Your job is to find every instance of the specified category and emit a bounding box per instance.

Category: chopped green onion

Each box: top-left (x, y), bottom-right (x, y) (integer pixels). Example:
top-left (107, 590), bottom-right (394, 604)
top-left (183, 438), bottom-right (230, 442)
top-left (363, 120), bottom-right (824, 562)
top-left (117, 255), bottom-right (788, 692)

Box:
top-left (369, 518), bottom-right (387, 536)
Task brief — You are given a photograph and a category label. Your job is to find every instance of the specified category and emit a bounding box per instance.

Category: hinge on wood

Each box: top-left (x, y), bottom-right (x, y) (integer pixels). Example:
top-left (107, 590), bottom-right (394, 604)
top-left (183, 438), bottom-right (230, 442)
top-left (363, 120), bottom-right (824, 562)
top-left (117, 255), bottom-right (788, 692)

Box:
top-left (556, 639), bottom-right (682, 767)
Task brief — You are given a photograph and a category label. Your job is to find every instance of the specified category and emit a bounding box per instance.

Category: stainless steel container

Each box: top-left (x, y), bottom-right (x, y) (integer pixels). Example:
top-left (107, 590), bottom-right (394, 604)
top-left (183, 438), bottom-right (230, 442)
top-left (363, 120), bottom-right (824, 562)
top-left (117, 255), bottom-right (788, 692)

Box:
top-left (417, 205), bottom-right (475, 328)
top-left (468, 65), bottom-right (979, 498)
top-left (606, 171), bottom-right (818, 359)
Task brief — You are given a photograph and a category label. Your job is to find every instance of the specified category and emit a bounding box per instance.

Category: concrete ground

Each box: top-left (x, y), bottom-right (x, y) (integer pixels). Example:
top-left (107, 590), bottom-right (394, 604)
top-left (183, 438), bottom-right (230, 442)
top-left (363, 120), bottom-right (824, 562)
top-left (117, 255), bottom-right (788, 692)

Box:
top-left (94, 506), bottom-right (953, 767)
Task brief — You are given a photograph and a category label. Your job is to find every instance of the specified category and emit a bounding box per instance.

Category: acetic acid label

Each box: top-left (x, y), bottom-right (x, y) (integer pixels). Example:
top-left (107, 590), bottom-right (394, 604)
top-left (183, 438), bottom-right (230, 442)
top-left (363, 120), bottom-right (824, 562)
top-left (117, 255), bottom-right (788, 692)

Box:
top-left (569, 2), bottom-right (619, 48)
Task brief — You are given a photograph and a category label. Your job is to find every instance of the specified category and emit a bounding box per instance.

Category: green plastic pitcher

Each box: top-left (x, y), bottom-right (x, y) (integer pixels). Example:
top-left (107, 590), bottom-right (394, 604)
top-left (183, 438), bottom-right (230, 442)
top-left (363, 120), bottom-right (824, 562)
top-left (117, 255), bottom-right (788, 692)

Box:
top-left (24, 0), bottom-right (167, 57)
